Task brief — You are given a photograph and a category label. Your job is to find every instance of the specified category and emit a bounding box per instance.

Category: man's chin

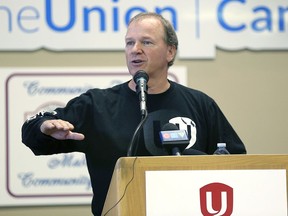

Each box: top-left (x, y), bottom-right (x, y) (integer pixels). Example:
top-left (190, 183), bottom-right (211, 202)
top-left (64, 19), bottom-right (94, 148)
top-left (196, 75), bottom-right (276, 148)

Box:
top-left (129, 68), bottom-right (146, 76)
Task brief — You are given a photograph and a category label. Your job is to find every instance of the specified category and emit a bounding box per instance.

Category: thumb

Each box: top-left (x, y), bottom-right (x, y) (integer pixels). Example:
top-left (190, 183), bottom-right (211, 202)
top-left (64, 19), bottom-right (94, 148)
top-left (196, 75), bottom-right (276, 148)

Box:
top-left (66, 131), bottom-right (85, 140)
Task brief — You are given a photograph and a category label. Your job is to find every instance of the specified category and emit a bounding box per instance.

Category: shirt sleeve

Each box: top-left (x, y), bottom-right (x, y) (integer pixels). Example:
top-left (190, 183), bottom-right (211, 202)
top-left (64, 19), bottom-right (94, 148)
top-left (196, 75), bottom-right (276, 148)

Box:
top-left (21, 92), bottom-right (93, 155)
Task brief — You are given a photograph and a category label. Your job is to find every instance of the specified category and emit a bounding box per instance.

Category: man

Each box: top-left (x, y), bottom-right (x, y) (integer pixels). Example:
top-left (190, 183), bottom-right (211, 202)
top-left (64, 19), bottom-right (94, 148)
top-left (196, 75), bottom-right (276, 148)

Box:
top-left (22, 12), bottom-right (246, 215)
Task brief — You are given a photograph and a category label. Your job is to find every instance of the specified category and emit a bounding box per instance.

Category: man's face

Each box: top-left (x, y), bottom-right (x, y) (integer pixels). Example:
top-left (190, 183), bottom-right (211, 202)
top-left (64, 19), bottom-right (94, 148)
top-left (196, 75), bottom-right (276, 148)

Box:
top-left (125, 17), bottom-right (174, 78)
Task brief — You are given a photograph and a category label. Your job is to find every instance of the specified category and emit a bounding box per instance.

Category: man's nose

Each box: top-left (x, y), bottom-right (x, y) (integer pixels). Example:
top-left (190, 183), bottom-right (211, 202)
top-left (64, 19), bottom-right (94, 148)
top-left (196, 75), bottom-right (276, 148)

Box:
top-left (132, 42), bottom-right (143, 53)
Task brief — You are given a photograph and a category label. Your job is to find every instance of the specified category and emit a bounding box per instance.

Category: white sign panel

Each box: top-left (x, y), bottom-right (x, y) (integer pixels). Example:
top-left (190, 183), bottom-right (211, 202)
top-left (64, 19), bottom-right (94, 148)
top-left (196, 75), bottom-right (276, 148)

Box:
top-left (146, 169), bottom-right (287, 216)
top-left (0, 0), bottom-right (287, 58)
top-left (0, 67), bottom-right (187, 206)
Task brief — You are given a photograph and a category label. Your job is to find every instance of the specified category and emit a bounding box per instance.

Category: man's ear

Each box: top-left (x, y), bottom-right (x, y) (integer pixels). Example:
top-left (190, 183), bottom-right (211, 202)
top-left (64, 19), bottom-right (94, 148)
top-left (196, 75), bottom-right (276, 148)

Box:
top-left (167, 45), bottom-right (177, 62)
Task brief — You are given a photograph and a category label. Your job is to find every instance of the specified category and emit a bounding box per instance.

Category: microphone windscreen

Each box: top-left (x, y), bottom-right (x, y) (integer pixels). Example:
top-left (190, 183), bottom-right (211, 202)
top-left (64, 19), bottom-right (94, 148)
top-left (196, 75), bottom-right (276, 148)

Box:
top-left (133, 70), bottom-right (149, 83)
top-left (162, 123), bottom-right (178, 131)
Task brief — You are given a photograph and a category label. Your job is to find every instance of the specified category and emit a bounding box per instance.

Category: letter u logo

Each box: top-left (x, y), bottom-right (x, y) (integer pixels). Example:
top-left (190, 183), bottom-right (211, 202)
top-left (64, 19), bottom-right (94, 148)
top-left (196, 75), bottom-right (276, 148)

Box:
top-left (200, 183), bottom-right (233, 216)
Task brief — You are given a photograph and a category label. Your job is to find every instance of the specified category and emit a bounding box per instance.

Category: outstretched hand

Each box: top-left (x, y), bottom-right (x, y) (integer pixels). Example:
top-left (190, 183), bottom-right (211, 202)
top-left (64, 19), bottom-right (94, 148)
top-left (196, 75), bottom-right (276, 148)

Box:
top-left (40, 119), bottom-right (85, 140)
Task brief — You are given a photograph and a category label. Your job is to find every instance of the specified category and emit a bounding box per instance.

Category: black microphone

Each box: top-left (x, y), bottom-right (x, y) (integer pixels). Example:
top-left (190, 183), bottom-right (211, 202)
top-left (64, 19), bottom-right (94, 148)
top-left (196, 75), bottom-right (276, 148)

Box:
top-left (133, 70), bottom-right (149, 116)
top-left (159, 123), bottom-right (190, 156)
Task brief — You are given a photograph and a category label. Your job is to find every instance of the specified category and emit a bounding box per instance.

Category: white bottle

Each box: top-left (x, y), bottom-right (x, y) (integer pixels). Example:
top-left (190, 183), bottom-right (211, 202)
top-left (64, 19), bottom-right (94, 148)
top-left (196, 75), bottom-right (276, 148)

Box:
top-left (213, 143), bottom-right (230, 155)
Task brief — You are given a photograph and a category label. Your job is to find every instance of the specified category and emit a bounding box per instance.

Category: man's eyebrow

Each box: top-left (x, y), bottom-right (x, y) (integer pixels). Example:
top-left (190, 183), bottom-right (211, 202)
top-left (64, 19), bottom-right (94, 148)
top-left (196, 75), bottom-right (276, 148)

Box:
top-left (125, 36), bottom-right (153, 41)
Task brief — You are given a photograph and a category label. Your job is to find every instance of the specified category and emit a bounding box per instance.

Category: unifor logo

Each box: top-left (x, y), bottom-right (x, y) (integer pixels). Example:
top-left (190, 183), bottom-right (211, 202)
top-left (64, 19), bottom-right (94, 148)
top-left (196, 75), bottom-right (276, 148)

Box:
top-left (200, 182), bottom-right (233, 216)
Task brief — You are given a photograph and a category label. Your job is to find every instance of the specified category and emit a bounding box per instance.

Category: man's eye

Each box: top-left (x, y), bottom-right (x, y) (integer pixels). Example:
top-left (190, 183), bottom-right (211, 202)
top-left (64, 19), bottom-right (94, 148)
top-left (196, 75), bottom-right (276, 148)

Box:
top-left (143, 41), bottom-right (152, 45)
top-left (126, 41), bottom-right (134, 46)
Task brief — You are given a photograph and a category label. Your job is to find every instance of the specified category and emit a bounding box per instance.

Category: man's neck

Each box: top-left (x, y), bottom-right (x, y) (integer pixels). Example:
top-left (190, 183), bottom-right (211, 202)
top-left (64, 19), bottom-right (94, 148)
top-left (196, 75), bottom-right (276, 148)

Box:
top-left (128, 78), bottom-right (170, 94)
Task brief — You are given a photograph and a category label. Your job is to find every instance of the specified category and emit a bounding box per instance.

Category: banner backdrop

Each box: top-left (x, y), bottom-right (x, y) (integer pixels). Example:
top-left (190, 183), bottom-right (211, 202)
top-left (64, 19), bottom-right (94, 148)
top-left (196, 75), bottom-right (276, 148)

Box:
top-left (0, 67), bottom-right (187, 206)
top-left (0, 0), bottom-right (287, 58)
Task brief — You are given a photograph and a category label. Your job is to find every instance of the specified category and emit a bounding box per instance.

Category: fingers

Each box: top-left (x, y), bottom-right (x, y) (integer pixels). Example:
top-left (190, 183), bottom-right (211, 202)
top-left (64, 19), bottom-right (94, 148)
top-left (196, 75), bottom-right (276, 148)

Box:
top-left (45, 119), bottom-right (74, 130)
top-left (41, 120), bottom-right (73, 134)
top-left (66, 131), bottom-right (85, 140)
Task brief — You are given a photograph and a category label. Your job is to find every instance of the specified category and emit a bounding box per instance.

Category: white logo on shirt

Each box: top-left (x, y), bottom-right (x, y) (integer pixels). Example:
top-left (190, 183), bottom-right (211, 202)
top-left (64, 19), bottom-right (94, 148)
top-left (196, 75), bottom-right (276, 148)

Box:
top-left (169, 117), bottom-right (197, 149)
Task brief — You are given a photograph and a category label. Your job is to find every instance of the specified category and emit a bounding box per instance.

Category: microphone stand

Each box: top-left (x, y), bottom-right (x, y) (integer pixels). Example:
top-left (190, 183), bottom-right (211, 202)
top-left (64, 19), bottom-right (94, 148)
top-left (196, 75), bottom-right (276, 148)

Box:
top-left (127, 110), bottom-right (148, 157)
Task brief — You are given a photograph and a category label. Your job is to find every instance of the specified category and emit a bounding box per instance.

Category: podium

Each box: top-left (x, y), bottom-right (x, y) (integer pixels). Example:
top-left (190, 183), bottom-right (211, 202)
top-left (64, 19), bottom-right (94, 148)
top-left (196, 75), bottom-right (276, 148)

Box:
top-left (102, 155), bottom-right (288, 216)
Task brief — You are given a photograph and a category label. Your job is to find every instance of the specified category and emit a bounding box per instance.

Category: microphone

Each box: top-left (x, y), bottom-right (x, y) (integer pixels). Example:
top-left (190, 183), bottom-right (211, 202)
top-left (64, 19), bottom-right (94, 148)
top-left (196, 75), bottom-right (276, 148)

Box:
top-left (159, 123), bottom-right (189, 156)
top-left (133, 70), bottom-right (149, 116)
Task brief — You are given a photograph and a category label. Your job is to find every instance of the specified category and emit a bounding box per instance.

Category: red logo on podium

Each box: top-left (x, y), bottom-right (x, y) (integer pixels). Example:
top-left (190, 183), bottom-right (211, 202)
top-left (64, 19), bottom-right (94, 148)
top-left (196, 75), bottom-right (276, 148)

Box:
top-left (200, 183), bottom-right (233, 216)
